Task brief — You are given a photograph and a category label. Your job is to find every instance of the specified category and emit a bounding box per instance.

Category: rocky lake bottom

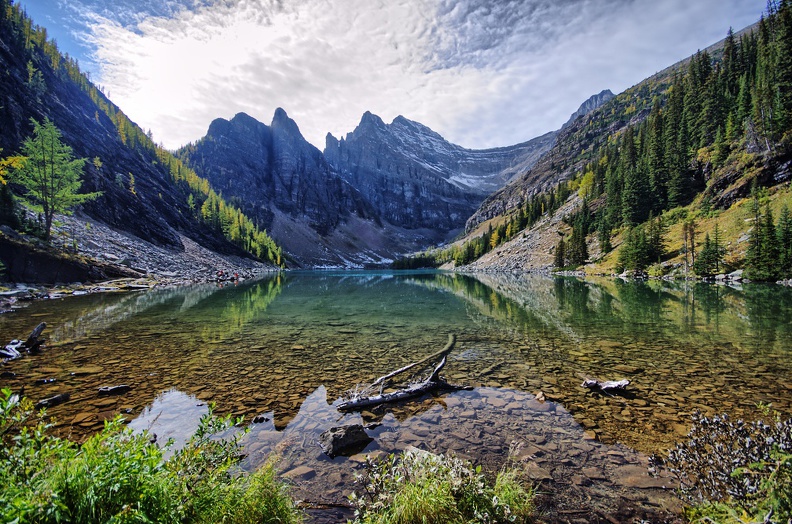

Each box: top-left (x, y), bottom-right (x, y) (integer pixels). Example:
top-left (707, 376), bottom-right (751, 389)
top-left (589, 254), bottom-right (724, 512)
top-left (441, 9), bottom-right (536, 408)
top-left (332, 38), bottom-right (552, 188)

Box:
top-left (1, 271), bottom-right (791, 522)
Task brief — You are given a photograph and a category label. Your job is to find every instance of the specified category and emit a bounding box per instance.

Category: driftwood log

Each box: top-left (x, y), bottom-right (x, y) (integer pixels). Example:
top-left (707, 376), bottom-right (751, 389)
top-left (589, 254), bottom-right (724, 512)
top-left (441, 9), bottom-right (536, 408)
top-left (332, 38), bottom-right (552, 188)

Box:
top-left (2, 322), bottom-right (46, 361)
top-left (338, 334), bottom-right (471, 411)
top-left (581, 378), bottom-right (630, 392)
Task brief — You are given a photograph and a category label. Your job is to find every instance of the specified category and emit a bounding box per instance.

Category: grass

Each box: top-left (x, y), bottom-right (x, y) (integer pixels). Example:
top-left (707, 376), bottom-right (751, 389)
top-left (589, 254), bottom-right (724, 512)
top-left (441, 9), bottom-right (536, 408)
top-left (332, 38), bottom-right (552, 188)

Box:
top-left (0, 388), bottom-right (302, 524)
top-left (350, 447), bottom-right (535, 524)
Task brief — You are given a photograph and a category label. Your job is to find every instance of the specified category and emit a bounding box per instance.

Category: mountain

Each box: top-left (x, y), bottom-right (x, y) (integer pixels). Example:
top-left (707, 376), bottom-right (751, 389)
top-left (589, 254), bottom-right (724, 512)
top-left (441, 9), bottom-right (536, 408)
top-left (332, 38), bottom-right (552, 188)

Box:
top-left (324, 112), bottom-right (556, 232)
top-left (178, 111), bottom-right (440, 267)
top-left (178, 110), bottom-right (371, 235)
top-left (180, 110), bottom-right (558, 267)
top-left (0, 1), bottom-right (282, 280)
top-left (466, 89), bottom-right (620, 232)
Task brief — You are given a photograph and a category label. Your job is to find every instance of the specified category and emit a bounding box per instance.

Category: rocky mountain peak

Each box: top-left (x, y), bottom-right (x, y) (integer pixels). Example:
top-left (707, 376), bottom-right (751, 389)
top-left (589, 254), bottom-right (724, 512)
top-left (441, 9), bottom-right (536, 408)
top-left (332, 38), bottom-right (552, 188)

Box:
top-left (357, 110), bottom-right (387, 132)
top-left (271, 107), bottom-right (303, 137)
top-left (562, 89), bottom-right (615, 129)
top-left (390, 115), bottom-right (445, 142)
top-left (208, 112), bottom-right (267, 139)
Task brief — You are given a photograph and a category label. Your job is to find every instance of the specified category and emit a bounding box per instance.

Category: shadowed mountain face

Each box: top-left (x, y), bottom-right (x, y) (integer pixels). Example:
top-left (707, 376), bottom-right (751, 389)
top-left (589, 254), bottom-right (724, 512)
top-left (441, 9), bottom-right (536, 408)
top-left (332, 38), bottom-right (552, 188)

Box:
top-left (180, 110), bottom-right (556, 266)
top-left (181, 110), bottom-right (371, 238)
top-left (324, 112), bottom-right (556, 231)
top-left (177, 110), bottom-right (397, 267)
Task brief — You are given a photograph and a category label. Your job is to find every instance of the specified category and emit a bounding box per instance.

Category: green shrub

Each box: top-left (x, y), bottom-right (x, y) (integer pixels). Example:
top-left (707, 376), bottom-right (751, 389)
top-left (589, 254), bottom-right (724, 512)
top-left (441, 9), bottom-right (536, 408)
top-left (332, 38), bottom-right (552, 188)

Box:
top-left (349, 448), bottom-right (534, 524)
top-left (0, 388), bottom-right (302, 523)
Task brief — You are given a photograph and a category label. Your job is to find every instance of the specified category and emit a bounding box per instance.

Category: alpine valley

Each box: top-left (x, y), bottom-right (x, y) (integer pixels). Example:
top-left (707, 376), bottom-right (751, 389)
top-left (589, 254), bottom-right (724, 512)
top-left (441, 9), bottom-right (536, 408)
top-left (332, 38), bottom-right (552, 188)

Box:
top-left (3, 3), bottom-right (792, 524)
top-left (1, 2), bottom-right (791, 281)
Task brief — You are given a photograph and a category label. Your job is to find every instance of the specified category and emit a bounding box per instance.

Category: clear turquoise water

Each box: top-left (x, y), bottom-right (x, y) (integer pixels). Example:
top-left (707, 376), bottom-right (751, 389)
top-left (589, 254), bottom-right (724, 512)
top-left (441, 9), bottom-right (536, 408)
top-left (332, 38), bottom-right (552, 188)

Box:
top-left (2, 271), bottom-right (790, 517)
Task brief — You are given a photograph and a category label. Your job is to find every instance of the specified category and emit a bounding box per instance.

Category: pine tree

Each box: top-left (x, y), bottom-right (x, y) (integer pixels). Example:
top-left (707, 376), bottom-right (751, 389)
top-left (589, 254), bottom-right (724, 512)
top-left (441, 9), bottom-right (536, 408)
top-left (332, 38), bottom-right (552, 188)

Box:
top-left (646, 214), bottom-right (667, 263)
top-left (713, 223), bottom-right (725, 274)
top-left (693, 232), bottom-right (722, 276)
top-left (778, 205), bottom-right (792, 277)
top-left (665, 73), bottom-right (689, 208)
top-left (760, 203), bottom-right (780, 277)
top-left (774, 0), bottom-right (792, 136)
top-left (554, 237), bottom-right (566, 268)
top-left (567, 225), bottom-right (589, 266)
top-left (617, 226), bottom-right (650, 272)
top-left (620, 127), bottom-right (647, 226)
top-left (646, 101), bottom-right (667, 211)
top-left (682, 219), bottom-right (697, 273)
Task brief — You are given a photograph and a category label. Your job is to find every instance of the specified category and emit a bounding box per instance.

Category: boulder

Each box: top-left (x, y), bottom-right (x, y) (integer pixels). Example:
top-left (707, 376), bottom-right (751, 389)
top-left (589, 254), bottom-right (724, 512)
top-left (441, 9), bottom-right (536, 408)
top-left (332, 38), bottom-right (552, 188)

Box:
top-left (97, 384), bottom-right (132, 396)
top-left (318, 424), bottom-right (373, 458)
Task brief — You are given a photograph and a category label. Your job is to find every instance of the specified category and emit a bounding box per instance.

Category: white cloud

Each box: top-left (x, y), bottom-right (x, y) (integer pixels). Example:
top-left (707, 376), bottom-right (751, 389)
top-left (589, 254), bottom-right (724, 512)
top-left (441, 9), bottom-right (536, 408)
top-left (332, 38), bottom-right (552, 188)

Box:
top-left (84, 0), bottom-right (764, 150)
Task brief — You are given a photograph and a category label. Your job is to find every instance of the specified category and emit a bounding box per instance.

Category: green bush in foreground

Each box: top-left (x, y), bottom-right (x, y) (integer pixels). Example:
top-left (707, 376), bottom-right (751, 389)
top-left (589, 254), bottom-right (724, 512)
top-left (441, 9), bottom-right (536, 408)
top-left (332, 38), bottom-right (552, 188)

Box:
top-left (0, 388), bottom-right (302, 523)
top-left (350, 448), bottom-right (534, 524)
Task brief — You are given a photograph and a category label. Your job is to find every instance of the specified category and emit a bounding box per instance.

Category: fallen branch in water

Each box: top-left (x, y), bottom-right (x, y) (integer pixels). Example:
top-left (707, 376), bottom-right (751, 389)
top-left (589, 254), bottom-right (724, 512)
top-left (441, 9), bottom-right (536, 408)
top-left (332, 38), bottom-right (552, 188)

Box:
top-left (2, 322), bottom-right (46, 361)
top-left (581, 378), bottom-right (630, 392)
top-left (338, 334), bottom-right (471, 411)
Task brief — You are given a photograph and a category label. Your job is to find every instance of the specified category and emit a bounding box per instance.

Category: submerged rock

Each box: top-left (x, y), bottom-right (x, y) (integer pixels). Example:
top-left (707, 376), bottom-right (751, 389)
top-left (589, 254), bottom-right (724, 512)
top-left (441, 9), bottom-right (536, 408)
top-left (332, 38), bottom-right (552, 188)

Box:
top-left (35, 392), bottom-right (71, 409)
top-left (98, 384), bottom-right (132, 396)
top-left (318, 424), bottom-right (373, 458)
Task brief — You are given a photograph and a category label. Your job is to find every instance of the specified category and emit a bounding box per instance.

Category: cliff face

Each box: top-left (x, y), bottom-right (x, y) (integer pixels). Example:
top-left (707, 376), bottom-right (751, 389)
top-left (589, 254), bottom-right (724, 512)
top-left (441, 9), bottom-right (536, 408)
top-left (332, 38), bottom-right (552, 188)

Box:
top-left (182, 110), bottom-right (371, 237)
top-left (324, 112), bottom-right (556, 232)
top-left (178, 110), bottom-right (398, 267)
top-left (560, 89), bottom-right (615, 130)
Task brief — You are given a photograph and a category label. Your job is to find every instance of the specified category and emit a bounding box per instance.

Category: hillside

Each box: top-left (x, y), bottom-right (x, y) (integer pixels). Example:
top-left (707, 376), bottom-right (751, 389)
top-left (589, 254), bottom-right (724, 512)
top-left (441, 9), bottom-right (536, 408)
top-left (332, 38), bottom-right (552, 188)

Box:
top-left (440, 8), bottom-right (792, 281)
top-left (0, 0), bottom-right (282, 282)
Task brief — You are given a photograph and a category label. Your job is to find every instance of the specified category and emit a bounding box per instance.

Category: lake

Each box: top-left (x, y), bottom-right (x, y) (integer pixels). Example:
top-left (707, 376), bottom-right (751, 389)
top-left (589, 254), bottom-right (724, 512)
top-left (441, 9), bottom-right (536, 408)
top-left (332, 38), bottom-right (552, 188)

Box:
top-left (2, 271), bottom-right (791, 521)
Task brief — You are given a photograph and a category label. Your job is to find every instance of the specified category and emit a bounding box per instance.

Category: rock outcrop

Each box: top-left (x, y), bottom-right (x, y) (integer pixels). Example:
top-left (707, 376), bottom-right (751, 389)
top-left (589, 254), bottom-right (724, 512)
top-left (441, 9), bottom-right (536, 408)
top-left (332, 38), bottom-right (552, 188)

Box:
top-left (561, 89), bottom-right (615, 130)
top-left (180, 110), bottom-right (372, 237)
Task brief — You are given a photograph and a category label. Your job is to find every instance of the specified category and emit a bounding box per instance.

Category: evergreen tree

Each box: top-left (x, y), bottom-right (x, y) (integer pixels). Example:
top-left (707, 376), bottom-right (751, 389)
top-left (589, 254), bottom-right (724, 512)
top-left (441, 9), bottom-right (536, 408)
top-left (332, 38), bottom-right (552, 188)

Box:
top-left (646, 214), bottom-right (667, 263)
top-left (760, 203), bottom-right (780, 277)
top-left (620, 127), bottom-right (647, 226)
top-left (10, 118), bottom-right (100, 240)
top-left (665, 73), bottom-right (689, 207)
top-left (693, 232), bottom-right (723, 276)
top-left (597, 218), bottom-right (612, 253)
top-left (567, 225), bottom-right (589, 266)
top-left (774, 0), bottom-right (792, 136)
top-left (554, 237), bottom-right (566, 268)
top-left (682, 219), bottom-right (698, 273)
top-left (646, 102), bottom-right (667, 211)
top-left (713, 223), bottom-right (725, 274)
top-left (617, 226), bottom-right (649, 272)
top-left (778, 204), bottom-right (792, 277)
top-left (745, 198), bottom-right (781, 281)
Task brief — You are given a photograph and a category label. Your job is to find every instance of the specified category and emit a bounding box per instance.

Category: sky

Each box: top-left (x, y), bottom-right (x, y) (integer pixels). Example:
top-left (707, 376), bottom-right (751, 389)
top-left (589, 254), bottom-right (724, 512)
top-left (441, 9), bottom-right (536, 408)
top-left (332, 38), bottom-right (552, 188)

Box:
top-left (18, 0), bottom-right (765, 151)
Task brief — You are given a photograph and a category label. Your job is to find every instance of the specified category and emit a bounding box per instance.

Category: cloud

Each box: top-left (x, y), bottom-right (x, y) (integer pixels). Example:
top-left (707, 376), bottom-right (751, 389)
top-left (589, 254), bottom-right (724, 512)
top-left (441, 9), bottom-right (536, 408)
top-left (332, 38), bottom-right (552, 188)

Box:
top-left (82, 0), bottom-right (764, 150)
